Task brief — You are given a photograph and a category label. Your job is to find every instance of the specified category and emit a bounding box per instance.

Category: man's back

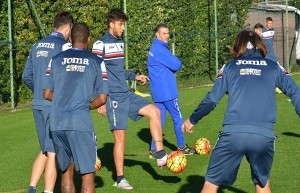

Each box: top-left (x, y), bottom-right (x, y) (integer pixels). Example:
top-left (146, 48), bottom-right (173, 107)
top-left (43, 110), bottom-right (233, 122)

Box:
top-left (22, 32), bottom-right (70, 109)
top-left (45, 48), bottom-right (104, 131)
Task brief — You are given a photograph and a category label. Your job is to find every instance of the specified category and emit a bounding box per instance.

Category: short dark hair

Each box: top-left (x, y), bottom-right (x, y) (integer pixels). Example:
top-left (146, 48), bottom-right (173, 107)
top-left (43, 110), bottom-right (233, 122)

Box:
top-left (53, 11), bottom-right (74, 29)
top-left (266, 17), bottom-right (273, 22)
top-left (154, 23), bottom-right (169, 33)
top-left (71, 23), bottom-right (90, 44)
top-left (231, 30), bottom-right (267, 58)
top-left (107, 8), bottom-right (128, 25)
top-left (254, 23), bottom-right (263, 30)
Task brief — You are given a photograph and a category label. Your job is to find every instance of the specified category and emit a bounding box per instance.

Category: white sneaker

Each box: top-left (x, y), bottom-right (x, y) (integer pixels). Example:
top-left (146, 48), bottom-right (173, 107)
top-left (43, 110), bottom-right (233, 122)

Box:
top-left (115, 178), bottom-right (133, 190)
top-left (157, 154), bottom-right (168, 167)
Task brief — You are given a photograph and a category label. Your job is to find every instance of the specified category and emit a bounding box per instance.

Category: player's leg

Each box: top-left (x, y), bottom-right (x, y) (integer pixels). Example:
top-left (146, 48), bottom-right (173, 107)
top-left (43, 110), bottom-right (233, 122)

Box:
top-left (28, 151), bottom-right (47, 192)
top-left (113, 129), bottom-right (126, 177)
top-left (255, 180), bottom-right (271, 193)
top-left (165, 99), bottom-right (194, 155)
top-left (81, 173), bottom-right (95, 193)
top-left (28, 110), bottom-right (48, 193)
top-left (43, 152), bottom-right (56, 192)
top-left (201, 181), bottom-right (219, 193)
top-left (43, 109), bottom-right (57, 192)
top-left (61, 164), bottom-right (75, 193)
top-left (150, 102), bottom-right (166, 153)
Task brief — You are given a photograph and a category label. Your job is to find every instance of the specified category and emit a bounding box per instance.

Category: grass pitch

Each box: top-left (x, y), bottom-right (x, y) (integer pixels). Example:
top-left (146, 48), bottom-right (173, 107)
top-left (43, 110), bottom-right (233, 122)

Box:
top-left (0, 75), bottom-right (299, 193)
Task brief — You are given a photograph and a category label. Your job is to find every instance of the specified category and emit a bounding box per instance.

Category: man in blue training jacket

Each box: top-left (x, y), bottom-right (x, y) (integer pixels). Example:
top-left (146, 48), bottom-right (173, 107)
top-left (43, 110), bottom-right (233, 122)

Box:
top-left (147, 23), bottom-right (195, 157)
top-left (92, 8), bottom-right (168, 190)
top-left (182, 30), bottom-right (300, 193)
top-left (43, 23), bottom-right (108, 193)
top-left (22, 11), bottom-right (73, 193)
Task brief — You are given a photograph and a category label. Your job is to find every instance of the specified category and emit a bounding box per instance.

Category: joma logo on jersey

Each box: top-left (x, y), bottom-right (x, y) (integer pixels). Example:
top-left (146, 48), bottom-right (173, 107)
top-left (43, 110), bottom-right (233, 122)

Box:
top-left (62, 57), bottom-right (89, 65)
top-left (236, 60), bottom-right (267, 66)
top-left (36, 43), bottom-right (55, 49)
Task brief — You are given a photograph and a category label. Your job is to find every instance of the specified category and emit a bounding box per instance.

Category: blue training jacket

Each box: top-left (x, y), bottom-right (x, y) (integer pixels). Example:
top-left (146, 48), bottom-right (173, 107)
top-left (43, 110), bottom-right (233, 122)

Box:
top-left (92, 31), bottom-right (136, 95)
top-left (189, 49), bottom-right (300, 137)
top-left (147, 37), bottom-right (182, 102)
top-left (22, 31), bottom-right (71, 110)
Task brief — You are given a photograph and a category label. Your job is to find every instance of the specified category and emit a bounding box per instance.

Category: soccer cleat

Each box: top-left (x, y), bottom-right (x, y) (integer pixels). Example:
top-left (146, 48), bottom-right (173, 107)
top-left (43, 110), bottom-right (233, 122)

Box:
top-left (148, 150), bottom-right (156, 159)
top-left (178, 144), bottom-right (196, 155)
top-left (114, 178), bottom-right (133, 190)
top-left (157, 154), bottom-right (168, 168)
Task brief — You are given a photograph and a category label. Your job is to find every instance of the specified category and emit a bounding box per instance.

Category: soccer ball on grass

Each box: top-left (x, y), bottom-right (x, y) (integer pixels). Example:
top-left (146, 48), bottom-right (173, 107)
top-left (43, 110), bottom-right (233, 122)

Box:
top-left (166, 151), bottom-right (187, 173)
top-left (194, 137), bottom-right (211, 155)
top-left (94, 156), bottom-right (102, 172)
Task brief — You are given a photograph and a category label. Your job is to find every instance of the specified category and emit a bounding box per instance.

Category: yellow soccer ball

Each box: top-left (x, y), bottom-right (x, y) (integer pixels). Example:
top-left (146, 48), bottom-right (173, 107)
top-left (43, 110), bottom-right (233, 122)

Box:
top-left (94, 156), bottom-right (102, 172)
top-left (166, 151), bottom-right (187, 173)
top-left (194, 137), bottom-right (211, 155)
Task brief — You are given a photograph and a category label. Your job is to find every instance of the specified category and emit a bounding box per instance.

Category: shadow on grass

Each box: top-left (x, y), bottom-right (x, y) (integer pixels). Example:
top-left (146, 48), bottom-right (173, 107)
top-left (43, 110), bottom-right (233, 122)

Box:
top-left (137, 128), bottom-right (178, 151)
top-left (97, 142), bottom-right (180, 183)
top-left (178, 175), bottom-right (247, 193)
top-left (282, 132), bottom-right (300, 138)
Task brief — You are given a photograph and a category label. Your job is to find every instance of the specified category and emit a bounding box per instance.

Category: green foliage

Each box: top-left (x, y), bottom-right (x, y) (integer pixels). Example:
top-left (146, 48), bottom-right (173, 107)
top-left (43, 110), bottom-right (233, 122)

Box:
top-left (0, 0), bottom-right (259, 105)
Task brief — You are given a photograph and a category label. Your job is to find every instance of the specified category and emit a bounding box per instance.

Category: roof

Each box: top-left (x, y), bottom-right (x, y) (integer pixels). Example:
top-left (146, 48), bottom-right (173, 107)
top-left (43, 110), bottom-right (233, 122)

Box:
top-left (250, 2), bottom-right (300, 15)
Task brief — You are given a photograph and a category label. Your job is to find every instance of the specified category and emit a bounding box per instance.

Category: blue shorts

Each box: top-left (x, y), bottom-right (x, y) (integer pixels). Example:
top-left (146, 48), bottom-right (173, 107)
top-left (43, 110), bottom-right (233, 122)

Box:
top-left (51, 130), bottom-right (98, 174)
top-left (205, 128), bottom-right (276, 187)
top-left (106, 91), bottom-right (150, 130)
top-left (33, 108), bottom-right (55, 153)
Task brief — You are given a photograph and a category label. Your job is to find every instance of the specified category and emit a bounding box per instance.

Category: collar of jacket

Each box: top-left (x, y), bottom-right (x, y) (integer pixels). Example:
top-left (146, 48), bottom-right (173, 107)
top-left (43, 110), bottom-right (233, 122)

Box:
top-left (153, 37), bottom-right (168, 47)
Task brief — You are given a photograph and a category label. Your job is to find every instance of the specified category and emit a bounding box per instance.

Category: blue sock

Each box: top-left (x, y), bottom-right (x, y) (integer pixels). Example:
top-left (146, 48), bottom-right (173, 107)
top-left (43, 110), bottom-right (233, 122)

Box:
top-left (152, 149), bottom-right (166, 159)
top-left (117, 175), bottom-right (124, 183)
top-left (27, 186), bottom-right (36, 193)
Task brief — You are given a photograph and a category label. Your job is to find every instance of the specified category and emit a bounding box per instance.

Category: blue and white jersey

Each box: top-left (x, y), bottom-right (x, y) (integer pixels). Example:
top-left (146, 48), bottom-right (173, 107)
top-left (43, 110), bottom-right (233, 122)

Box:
top-left (22, 31), bottom-right (71, 110)
top-left (147, 37), bottom-right (182, 102)
top-left (44, 48), bottom-right (108, 131)
top-left (189, 50), bottom-right (300, 136)
top-left (92, 31), bottom-right (136, 95)
top-left (262, 27), bottom-right (277, 62)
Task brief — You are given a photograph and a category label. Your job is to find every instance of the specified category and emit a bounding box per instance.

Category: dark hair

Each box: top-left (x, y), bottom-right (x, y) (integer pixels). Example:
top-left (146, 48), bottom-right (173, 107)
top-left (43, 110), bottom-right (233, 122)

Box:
top-left (107, 8), bottom-right (128, 26)
top-left (254, 23), bottom-right (263, 30)
top-left (71, 23), bottom-right (90, 44)
top-left (53, 11), bottom-right (74, 29)
top-left (231, 30), bottom-right (267, 58)
top-left (154, 23), bottom-right (169, 33)
top-left (266, 17), bottom-right (273, 22)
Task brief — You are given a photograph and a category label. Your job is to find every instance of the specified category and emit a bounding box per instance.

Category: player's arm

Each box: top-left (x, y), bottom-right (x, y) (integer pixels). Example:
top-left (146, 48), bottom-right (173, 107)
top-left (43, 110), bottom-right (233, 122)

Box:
top-left (152, 46), bottom-right (182, 72)
top-left (92, 40), bottom-right (104, 59)
top-left (182, 64), bottom-right (228, 133)
top-left (43, 59), bottom-right (54, 101)
top-left (90, 94), bottom-right (107, 110)
top-left (22, 49), bottom-right (34, 91)
top-left (276, 64), bottom-right (300, 115)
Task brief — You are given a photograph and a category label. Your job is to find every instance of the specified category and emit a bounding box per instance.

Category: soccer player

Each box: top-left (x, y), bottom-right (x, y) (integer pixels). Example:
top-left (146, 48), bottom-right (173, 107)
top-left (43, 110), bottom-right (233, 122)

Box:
top-left (254, 23), bottom-right (263, 36)
top-left (147, 23), bottom-right (195, 157)
top-left (182, 30), bottom-right (300, 193)
top-left (22, 11), bottom-right (73, 193)
top-left (92, 8), bottom-right (167, 190)
top-left (43, 23), bottom-right (108, 193)
top-left (262, 17), bottom-right (277, 62)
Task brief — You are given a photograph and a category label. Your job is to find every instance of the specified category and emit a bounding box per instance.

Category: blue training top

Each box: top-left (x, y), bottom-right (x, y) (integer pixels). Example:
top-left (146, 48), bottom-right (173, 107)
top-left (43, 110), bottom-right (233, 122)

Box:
top-left (22, 31), bottom-right (71, 110)
top-left (147, 37), bottom-right (182, 102)
top-left (92, 31), bottom-right (136, 95)
top-left (189, 49), bottom-right (300, 137)
top-left (44, 48), bottom-right (108, 131)
top-left (262, 27), bottom-right (277, 62)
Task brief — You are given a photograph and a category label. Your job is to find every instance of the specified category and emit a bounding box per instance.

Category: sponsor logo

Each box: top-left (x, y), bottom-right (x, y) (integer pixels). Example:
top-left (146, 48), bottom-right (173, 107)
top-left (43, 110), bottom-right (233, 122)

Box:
top-left (37, 50), bottom-right (48, 57)
top-left (62, 57), bottom-right (89, 65)
top-left (36, 42), bottom-right (55, 49)
top-left (66, 65), bottom-right (85, 72)
top-left (236, 60), bottom-right (267, 66)
top-left (240, 68), bottom-right (261, 76)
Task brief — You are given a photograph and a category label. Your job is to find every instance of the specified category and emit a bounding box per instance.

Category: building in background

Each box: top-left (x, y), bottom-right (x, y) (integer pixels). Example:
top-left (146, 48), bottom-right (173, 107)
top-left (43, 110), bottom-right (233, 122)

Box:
top-left (245, 2), bottom-right (300, 68)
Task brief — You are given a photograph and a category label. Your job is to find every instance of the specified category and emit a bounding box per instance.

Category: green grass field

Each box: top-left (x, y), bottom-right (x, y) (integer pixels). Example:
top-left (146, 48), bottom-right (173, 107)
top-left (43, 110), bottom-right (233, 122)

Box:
top-left (0, 75), bottom-right (300, 193)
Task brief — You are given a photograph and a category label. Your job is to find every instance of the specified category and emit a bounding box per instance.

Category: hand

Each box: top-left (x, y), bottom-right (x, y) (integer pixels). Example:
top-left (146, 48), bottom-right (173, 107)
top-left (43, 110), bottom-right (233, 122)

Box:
top-left (181, 119), bottom-right (195, 134)
top-left (97, 105), bottom-right (106, 116)
top-left (135, 74), bottom-right (149, 85)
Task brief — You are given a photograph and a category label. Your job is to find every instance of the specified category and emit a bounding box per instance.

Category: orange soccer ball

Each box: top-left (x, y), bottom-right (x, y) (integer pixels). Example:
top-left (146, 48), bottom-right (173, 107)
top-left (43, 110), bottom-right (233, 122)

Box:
top-left (94, 156), bottom-right (102, 172)
top-left (194, 138), bottom-right (211, 155)
top-left (166, 151), bottom-right (187, 173)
